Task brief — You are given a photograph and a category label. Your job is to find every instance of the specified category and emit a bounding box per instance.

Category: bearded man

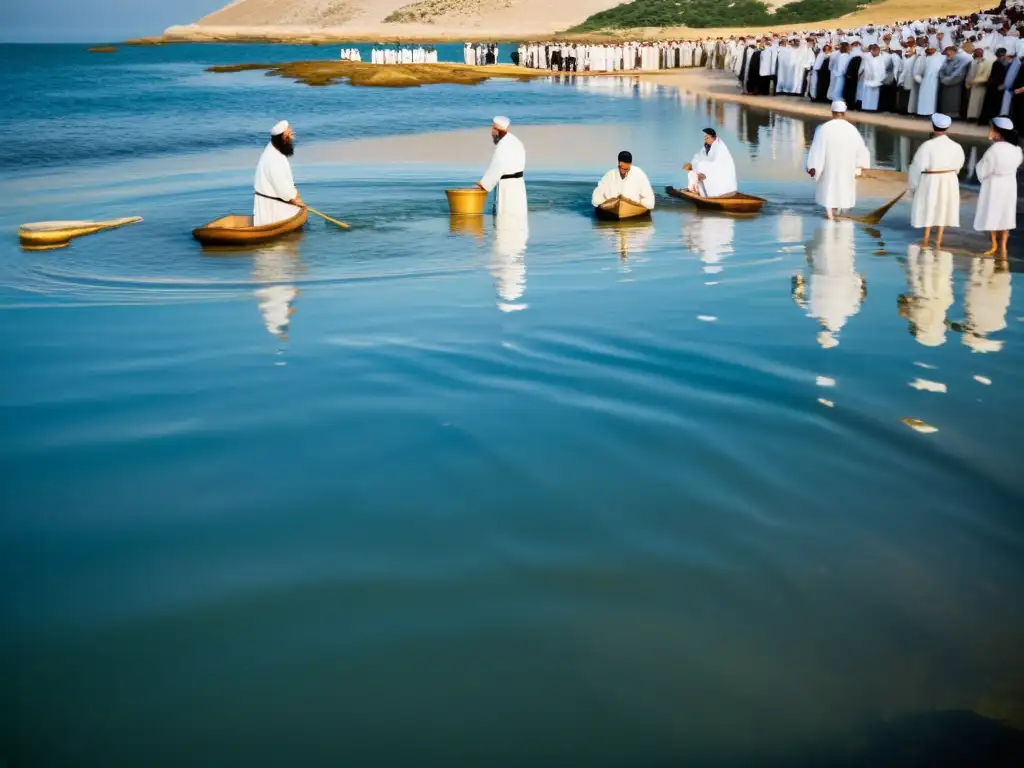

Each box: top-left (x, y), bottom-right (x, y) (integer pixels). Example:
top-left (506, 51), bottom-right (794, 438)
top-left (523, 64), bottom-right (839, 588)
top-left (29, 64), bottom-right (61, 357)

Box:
top-left (254, 120), bottom-right (303, 226)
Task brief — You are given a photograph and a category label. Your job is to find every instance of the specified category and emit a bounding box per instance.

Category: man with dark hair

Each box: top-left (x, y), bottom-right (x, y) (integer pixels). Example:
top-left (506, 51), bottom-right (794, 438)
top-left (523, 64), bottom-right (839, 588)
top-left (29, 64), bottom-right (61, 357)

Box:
top-left (254, 120), bottom-right (302, 226)
top-left (843, 41), bottom-right (864, 108)
top-left (981, 48), bottom-right (1012, 124)
top-left (592, 150), bottom-right (656, 210)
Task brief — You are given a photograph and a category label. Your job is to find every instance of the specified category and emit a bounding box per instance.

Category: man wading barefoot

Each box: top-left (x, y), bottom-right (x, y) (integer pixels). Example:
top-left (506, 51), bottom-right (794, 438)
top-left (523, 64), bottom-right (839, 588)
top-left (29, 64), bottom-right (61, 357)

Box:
top-left (908, 113), bottom-right (966, 249)
top-left (805, 101), bottom-right (870, 220)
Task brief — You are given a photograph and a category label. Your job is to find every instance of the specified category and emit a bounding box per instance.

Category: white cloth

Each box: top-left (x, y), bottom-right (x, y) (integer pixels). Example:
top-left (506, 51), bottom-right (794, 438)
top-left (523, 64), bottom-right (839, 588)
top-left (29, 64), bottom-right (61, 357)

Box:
top-left (806, 119), bottom-right (870, 210)
top-left (828, 52), bottom-right (850, 101)
top-left (591, 166), bottom-right (656, 209)
top-left (860, 52), bottom-right (887, 111)
top-left (915, 53), bottom-right (945, 115)
top-left (688, 138), bottom-right (738, 197)
top-left (973, 141), bottom-right (1023, 231)
top-left (479, 131), bottom-right (528, 217)
top-left (908, 134), bottom-right (966, 228)
top-left (253, 143), bottom-right (298, 226)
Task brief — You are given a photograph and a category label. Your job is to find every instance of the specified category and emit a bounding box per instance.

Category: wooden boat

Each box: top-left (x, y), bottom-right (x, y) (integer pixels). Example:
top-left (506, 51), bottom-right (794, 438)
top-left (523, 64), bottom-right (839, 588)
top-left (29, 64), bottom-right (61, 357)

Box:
top-left (18, 216), bottom-right (143, 250)
top-left (446, 188), bottom-right (488, 215)
top-left (192, 208), bottom-right (308, 246)
top-left (595, 196), bottom-right (651, 221)
top-left (666, 186), bottom-right (766, 214)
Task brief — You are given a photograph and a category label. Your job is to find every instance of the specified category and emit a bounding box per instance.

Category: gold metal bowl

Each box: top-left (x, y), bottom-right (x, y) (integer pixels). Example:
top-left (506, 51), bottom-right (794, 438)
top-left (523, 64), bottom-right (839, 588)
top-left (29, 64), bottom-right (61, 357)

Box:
top-left (446, 188), bottom-right (488, 215)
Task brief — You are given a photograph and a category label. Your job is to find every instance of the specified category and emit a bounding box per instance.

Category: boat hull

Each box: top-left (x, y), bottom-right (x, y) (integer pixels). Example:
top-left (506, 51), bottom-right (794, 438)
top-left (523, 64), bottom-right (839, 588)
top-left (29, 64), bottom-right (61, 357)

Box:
top-left (666, 186), bottom-right (766, 214)
top-left (192, 209), bottom-right (308, 246)
top-left (18, 217), bottom-right (143, 248)
top-left (595, 197), bottom-right (651, 221)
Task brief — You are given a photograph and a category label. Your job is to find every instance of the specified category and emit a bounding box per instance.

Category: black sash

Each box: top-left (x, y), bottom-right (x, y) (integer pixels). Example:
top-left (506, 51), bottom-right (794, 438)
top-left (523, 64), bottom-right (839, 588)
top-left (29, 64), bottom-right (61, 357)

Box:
top-left (254, 190), bottom-right (297, 205)
top-left (500, 171), bottom-right (524, 180)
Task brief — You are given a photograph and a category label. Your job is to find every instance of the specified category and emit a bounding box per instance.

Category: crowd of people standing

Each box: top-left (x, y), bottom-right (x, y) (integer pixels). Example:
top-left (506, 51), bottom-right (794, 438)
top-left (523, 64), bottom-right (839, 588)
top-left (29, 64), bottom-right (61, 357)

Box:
top-left (363, 46), bottom-right (439, 65)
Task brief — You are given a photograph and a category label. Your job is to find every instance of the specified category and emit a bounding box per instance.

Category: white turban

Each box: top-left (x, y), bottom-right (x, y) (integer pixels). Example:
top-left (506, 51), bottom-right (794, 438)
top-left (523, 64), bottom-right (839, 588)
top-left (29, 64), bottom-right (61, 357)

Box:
top-left (271, 120), bottom-right (289, 136)
top-left (993, 116), bottom-right (1014, 130)
top-left (931, 113), bottom-right (952, 130)
top-left (492, 115), bottom-right (511, 131)
top-left (831, 100), bottom-right (848, 113)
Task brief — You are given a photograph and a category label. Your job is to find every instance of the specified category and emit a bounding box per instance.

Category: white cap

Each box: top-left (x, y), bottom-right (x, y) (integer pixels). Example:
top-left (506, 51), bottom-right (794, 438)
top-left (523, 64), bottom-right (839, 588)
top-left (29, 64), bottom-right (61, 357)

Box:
top-left (271, 120), bottom-right (289, 136)
top-left (831, 100), bottom-right (848, 113)
top-left (993, 116), bottom-right (1014, 130)
top-left (932, 113), bottom-right (952, 130)
top-left (492, 115), bottom-right (511, 130)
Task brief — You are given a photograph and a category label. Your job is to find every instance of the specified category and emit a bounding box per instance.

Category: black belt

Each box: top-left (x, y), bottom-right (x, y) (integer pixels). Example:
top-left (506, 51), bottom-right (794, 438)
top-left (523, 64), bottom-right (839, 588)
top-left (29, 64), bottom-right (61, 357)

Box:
top-left (500, 171), bottom-right (524, 180)
top-left (254, 190), bottom-right (297, 205)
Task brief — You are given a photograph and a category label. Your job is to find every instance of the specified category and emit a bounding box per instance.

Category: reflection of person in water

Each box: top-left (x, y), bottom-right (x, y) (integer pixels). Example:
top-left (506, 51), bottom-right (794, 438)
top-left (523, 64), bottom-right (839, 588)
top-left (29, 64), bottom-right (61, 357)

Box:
top-left (252, 238), bottom-right (301, 340)
top-left (597, 219), bottom-right (655, 266)
top-left (954, 256), bottom-right (1012, 353)
top-left (791, 219), bottom-right (865, 349)
top-left (490, 214), bottom-right (529, 312)
top-left (897, 244), bottom-right (954, 347)
top-left (683, 215), bottom-right (734, 274)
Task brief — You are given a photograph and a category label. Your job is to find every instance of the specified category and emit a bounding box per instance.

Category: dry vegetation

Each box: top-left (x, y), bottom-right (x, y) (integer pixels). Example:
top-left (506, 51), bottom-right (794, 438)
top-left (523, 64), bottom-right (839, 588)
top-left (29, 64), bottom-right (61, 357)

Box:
top-left (385, 0), bottom-right (512, 25)
top-left (207, 60), bottom-right (545, 87)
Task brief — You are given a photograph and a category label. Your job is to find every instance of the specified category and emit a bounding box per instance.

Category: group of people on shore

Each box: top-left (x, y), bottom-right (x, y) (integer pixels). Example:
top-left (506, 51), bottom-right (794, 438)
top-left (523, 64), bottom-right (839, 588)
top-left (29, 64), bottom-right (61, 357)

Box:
top-left (363, 46), bottom-right (439, 65)
top-left (464, 43), bottom-right (499, 66)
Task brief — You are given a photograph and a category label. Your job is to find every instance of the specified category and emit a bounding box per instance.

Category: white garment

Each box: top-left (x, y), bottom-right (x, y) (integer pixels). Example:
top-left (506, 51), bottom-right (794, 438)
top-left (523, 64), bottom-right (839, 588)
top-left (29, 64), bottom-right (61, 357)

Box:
top-left (591, 166), bottom-right (656, 209)
top-left (806, 119), bottom-right (870, 211)
top-left (963, 258), bottom-right (1011, 351)
top-left (860, 52), bottom-right (887, 111)
top-left (828, 52), bottom-right (850, 100)
top-left (902, 244), bottom-right (954, 347)
top-left (479, 131), bottom-right (528, 217)
top-left (915, 53), bottom-right (944, 115)
top-left (908, 134), bottom-right (966, 228)
top-left (490, 214), bottom-right (529, 313)
top-left (688, 138), bottom-right (738, 198)
top-left (973, 141), bottom-right (1023, 231)
top-left (802, 220), bottom-right (864, 348)
top-left (253, 143), bottom-right (298, 226)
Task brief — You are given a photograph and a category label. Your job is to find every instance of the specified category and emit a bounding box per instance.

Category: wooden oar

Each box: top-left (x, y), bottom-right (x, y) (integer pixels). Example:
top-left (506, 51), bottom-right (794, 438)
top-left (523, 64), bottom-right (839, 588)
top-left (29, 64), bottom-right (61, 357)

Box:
top-left (18, 216), bottom-right (143, 248)
top-left (306, 207), bottom-right (349, 229)
top-left (843, 191), bottom-right (906, 225)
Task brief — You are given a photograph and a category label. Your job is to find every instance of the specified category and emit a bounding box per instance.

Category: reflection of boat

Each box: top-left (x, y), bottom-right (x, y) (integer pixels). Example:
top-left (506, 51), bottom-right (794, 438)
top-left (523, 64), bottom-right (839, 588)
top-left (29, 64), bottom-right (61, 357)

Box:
top-left (19, 216), bottom-right (143, 250)
top-left (449, 214), bottom-right (485, 239)
top-left (192, 209), bottom-right (308, 246)
top-left (595, 197), bottom-right (651, 221)
top-left (595, 217), bottom-right (655, 260)
top-left (665, 186), bottom-right (765, 214)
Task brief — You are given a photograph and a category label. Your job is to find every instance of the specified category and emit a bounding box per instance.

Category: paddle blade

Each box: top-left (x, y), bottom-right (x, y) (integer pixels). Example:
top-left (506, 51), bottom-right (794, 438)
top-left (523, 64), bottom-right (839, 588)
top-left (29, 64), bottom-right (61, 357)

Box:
top-left (853, 191), bottom-right (906, 225)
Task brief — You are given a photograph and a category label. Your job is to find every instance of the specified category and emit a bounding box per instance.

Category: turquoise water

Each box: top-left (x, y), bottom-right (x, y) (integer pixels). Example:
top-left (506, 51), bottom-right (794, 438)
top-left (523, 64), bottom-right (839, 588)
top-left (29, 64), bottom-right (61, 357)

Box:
top-left (2, 45), bottom-right (1023, 766)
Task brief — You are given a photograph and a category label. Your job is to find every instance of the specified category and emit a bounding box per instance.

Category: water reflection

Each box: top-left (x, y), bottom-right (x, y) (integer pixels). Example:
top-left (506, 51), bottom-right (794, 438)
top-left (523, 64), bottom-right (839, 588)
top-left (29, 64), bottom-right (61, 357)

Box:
top-left (792, 220), bottom-right (865, 349)
top-left (490, 214), bottom-right (529, 313)
top-left (682, 214), bottom-right (735, 275)
top-left (594, 218), bottom-right (655, 269)
top-left (898, 244), bottom-right (954, 347)
top-left (449, 214), bottom-right (485, 241)
top-left (251, 235), bottom-right (303, 341)
top-left (954, 257), bottom-right (1012, 354)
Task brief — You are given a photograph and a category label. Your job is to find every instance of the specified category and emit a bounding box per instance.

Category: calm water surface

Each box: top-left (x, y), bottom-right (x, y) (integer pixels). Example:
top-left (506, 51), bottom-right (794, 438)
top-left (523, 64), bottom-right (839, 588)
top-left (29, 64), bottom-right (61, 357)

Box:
top-left (2, 45), bottom-right (1023, 766)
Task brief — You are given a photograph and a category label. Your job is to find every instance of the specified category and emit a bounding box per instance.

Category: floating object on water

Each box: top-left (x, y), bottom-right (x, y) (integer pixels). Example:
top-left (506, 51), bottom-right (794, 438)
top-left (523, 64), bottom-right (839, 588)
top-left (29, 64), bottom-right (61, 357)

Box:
top-left (595, 196), bottom-right (651, 221)
top-left (192, 208), bottom-right (308, 246)
top-left (446, 188), bottom-right (488, 216)
top-left (901, 417), bottom-right (938, 434)
top-left (973, 375), bottom-right (992, 386)
top-left (306, 207), bottom-right (349, 229)
top-left (697, 315), bottom-right (717, 323)
top-left (18, 217), bottom-right (143, 250)
top-left (908, 378), bottom-right (947, 394)
top-left (816, 376), bottom-right (836, 388)
top-left (817, 398), bottom-right (835, 408)
top-left (665, 186), bottom-right (766, 214)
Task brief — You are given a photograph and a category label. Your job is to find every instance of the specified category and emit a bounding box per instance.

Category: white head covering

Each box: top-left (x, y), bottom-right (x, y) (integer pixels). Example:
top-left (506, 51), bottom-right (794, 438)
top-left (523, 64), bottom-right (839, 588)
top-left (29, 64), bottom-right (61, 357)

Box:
top-left (492, 116), bottom-right (511, 131)
top-left (993, 116), bottom-right (1014, 130)
top-left (932, 113), bottom-right (952, 130)
top-left (831, 100), bottom-right (848, 113)
top-left (271, 120), bottom-right (289, 136)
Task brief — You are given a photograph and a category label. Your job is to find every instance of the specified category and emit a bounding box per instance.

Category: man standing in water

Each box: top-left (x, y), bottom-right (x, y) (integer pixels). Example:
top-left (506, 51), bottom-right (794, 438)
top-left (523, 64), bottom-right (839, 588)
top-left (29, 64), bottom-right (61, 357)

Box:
top-left (805, 101), bottom-right (870, 220)
top-left (908, 113), bottom-right (966, 249)
top-left (254, 121), bottom-right (303, 226)
top-left (476, 116), bottom-right (528, 216)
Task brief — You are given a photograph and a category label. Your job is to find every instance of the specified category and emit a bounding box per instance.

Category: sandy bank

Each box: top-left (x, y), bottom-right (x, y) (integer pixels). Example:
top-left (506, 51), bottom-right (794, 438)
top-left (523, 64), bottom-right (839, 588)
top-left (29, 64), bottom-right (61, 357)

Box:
top-left (207, 61), bottom-right (548, 87)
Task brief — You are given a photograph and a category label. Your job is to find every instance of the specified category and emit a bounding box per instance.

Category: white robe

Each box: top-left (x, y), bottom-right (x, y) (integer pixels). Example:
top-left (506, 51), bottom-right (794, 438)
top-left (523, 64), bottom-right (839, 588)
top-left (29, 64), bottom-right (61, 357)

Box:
top-left (973, 141), bottom-right (1023, 231)
top-left (253, 143), bottom-right (299, 226)
top-left (806, 119), bottom-right (870, 211)
top-left (591, 166), bottom-right (656, 209)
top-left (902, 244), bottom-right (954, 347)
top-left (802, 220), bottom-right (863, 348)
top-left (908, 134), bottom-right (966, 228)
top-left (687, 139), bottom-right (738, 197)
top-left (828, 52), bottom-right (850, 101)
top-left (860, 53), bottom-right (887, 111)
top-left (962, 257), bottom-right (1011, 352)
top-left (915, 53), bottom-right (945, 115)
top-left (479, 131), bottom-right (528, 217)
top-left (490, 214), bottom-right (529, 313)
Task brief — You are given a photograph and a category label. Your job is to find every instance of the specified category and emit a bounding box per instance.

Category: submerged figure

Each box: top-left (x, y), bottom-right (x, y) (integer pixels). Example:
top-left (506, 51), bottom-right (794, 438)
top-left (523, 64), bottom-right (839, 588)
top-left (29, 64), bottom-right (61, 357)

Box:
top-left (476, 115), bottom-right (528, 217)
top-left (792, 219), bottom-right (865, 349)
top-left (592, 150), bottom-right (656, 209)
top-left (897, 244), bottom-right (954, 347)
top-left (254, 120), bottom-right (303, 226)
top-left (683, 128), bottom-right (737, 198)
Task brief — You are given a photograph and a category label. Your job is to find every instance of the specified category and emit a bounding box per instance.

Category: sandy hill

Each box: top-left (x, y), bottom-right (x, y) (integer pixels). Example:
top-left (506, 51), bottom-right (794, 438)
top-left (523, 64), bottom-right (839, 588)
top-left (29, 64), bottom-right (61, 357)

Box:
top-left (160, 0), bottom-right (987, 42)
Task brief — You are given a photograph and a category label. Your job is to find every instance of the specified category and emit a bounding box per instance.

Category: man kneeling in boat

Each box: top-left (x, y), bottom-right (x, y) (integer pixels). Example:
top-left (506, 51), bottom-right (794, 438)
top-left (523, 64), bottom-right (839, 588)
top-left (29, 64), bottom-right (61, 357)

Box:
top-left (254, 120), bottom-right (303, 226)
top-left (591, 151), bottom-right (656, 210)
top-left (683, 128), bottom-right (737, 198)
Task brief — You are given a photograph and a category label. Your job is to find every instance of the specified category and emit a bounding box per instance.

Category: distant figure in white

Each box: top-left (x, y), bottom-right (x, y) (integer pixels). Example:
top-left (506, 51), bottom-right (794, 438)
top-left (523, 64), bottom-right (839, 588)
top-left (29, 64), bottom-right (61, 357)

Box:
top-left (254, 120), bottom-right (303, 226)
top-left (476, 116), bottom-right (528, 216)
top-left (973, 117), bottom-right (1022, 255)
top-left (907, 113), bottom-right (965, 249)
top-left (805, 101), bottom-right (870, 219)
top-left (592, 150), bottom-right (656, 210)
top-left (683, 128), bottom-right (737, 197)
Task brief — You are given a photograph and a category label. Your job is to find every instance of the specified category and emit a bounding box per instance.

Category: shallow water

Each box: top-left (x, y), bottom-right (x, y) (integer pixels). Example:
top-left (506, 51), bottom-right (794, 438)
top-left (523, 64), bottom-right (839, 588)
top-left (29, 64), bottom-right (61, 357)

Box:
top-left (2, 45), bottom-right (1023, 766)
